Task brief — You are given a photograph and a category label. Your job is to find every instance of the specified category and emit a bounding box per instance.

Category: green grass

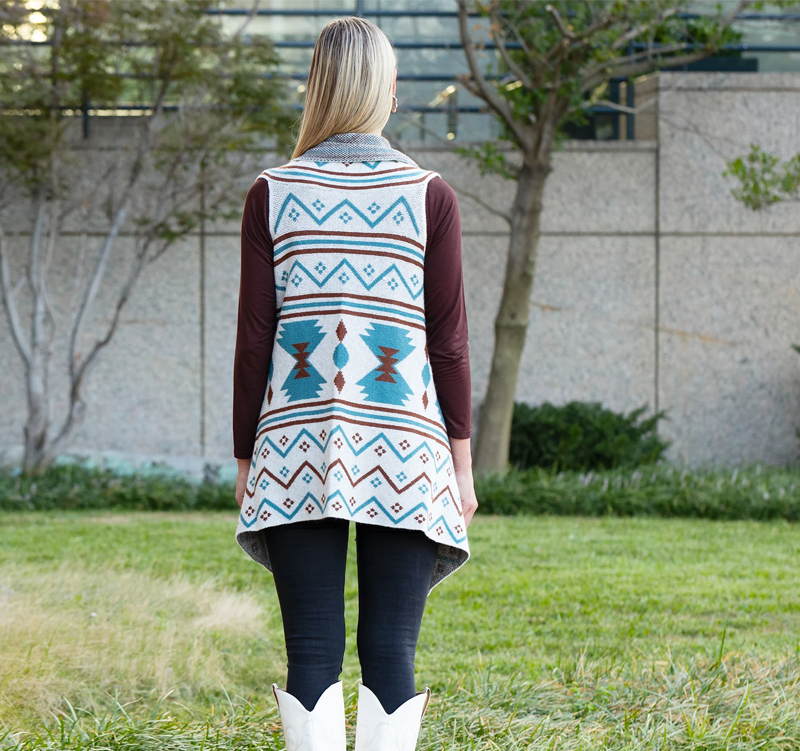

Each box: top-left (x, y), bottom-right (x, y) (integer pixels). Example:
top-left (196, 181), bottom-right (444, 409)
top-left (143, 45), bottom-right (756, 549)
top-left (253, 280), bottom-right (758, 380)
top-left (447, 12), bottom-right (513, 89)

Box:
top-left (2, 512), bottom-right (800, 749)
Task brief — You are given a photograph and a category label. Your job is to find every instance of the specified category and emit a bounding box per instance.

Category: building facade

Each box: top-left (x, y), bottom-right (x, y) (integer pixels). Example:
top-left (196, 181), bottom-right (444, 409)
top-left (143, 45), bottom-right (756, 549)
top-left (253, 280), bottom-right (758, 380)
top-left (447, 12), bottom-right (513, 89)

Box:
top-left (2, 72), bottom-right (799, 474)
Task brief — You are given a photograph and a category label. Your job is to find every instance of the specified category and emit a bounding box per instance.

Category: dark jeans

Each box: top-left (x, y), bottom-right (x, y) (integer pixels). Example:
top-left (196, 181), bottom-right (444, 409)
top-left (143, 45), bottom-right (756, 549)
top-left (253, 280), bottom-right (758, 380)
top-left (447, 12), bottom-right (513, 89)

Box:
top-left (262, 517), bottom-right (438, 713)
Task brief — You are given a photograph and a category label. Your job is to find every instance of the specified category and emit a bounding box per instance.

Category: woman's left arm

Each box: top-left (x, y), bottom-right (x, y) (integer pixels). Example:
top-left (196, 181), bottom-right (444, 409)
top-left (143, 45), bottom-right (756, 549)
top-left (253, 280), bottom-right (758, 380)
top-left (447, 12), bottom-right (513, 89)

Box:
top-left (424, 176), bottom-right (477, 525)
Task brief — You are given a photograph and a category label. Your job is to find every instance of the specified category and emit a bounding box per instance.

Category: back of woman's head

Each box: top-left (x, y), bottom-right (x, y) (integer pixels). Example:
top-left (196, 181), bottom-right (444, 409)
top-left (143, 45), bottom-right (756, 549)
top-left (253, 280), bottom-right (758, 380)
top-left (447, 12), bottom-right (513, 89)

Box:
top-left (292, 17), bottom-right (396, 159)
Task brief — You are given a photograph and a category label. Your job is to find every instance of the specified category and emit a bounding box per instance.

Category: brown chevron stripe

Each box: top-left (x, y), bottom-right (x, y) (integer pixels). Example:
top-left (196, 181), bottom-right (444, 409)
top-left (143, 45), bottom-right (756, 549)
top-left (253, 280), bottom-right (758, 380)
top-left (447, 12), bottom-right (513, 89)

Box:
top-left (267, 164), bottom-right (419, 178)
top-left (266, 173), bottom-right (432, 191)
top-left (275, 246), bottom-right (424, 271)
top-left (261, 396), bottom-right (444, 427)
top-left (255, 413), bottom-right (451, 450)
top-left (245, 458), bottom-right (460, 515)
top-left (433, 485), bottom-right (463, 515)
top-left (282, 292), bottom-right (425, 315)
top-left (245, 464), bottom-right (463, 522)
top-left (277, 307), bottom-right (426, 331)
top-left (273, 229), bottom-right (424, 250)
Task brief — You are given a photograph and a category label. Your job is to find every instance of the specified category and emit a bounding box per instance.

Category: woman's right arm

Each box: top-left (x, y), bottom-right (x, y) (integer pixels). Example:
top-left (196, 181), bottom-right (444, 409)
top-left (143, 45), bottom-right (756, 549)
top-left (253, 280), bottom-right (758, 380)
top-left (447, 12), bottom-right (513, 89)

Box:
top-left (233, 178), bottom-right (277, 506)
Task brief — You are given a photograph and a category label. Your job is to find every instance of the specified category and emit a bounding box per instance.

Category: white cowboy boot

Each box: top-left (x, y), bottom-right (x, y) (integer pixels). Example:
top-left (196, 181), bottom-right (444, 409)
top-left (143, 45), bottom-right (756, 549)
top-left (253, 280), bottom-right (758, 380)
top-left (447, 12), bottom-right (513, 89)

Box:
top-left (354, 683), bottom-right (431, 751)
top-left (271, 680), bottom-right (346, 751)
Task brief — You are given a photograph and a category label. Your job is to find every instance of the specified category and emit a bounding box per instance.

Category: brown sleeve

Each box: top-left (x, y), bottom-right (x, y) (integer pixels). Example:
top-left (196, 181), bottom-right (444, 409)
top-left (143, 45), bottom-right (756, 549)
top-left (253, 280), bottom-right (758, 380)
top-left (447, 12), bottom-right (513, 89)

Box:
top-left (233, 178), bottom-right (277, 459)
top-left (424, 175), bottom-right (472, 440)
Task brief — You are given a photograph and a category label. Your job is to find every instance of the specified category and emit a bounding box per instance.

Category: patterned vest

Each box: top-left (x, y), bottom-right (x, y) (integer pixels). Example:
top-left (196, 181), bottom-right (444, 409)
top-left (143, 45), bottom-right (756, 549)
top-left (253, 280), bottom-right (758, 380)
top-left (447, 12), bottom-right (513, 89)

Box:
top-left (235, 134), bottom-right (470, 590)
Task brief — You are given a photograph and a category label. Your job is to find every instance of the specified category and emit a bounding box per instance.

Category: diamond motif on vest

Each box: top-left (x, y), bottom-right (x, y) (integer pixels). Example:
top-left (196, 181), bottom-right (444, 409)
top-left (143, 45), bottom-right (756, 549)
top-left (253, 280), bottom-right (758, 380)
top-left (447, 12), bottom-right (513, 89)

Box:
top-left (277, 319), bottom-right (326, 402)
top-left (421, 363), bottom-right (431, 388)
top-left (333, 319), bottom-right (348, 394)
top-left (357, 323), bottom-right (415, 405)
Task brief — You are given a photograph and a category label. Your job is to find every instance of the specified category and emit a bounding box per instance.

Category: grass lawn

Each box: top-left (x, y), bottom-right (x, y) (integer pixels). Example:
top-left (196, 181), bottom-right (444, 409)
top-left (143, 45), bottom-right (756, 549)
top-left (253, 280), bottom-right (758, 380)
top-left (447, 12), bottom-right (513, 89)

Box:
top-left (1, 512), bottom-right (800, 749)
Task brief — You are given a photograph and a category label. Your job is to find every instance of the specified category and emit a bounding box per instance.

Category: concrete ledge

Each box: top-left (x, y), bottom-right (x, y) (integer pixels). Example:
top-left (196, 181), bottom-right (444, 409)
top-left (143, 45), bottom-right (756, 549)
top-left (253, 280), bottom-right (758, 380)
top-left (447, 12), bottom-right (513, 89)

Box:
top-left (660, 71), bottom-right (800, 91)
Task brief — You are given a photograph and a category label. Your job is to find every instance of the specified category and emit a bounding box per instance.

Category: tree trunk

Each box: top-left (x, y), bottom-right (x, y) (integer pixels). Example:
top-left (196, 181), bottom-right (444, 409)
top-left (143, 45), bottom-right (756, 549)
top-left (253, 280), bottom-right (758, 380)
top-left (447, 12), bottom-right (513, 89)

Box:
top-left (23, 340), bottom-right (50, 473)
top-left (473, 159), bottom-right (550, 475)
top-left (22, 202), bottom-right (52, 473)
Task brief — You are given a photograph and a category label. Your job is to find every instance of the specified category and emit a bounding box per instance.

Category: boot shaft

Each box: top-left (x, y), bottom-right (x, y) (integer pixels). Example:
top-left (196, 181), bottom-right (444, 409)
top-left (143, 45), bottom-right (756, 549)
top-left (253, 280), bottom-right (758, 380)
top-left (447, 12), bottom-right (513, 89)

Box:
top-left (354, 683), bottom-right (431, 751)
top-left (272, 681), bottom-right (347, 751)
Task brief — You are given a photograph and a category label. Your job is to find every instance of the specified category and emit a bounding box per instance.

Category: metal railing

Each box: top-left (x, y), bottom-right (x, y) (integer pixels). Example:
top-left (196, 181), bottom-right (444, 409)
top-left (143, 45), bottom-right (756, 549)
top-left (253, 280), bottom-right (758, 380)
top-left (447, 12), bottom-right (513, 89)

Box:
top-left (5, 6), bottom-right (800, 141)
top-left (213, 6), bottom-right (800, 140)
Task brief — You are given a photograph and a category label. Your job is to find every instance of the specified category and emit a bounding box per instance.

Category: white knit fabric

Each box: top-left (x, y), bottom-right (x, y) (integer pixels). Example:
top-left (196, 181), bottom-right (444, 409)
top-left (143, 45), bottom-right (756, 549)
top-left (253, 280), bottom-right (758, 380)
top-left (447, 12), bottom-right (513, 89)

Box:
top-left (236, 144), bottom-right (470, 591)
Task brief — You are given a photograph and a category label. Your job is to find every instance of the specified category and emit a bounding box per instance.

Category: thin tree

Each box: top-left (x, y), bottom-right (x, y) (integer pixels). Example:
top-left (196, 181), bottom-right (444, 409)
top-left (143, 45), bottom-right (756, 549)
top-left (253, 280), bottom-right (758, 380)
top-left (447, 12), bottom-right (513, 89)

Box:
top-left (724, 145), bottom-right (800, 370)
top-left (456, 0), bottom-right (783, 474)
top-left (0, 0), bottom-right (292, 472)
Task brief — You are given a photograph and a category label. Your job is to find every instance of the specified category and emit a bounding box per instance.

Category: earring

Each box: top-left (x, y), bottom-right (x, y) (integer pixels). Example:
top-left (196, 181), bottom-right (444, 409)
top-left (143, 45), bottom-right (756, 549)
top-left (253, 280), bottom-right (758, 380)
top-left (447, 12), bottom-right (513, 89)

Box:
top-left (391, 95), bottom-right (398, 113)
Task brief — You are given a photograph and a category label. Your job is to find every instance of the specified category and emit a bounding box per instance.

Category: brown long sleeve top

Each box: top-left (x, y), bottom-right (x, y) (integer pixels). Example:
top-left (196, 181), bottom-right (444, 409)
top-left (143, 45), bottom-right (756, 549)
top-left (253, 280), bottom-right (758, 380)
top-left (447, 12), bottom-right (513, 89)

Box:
top-left (232, 174), bottom-right (471, 459)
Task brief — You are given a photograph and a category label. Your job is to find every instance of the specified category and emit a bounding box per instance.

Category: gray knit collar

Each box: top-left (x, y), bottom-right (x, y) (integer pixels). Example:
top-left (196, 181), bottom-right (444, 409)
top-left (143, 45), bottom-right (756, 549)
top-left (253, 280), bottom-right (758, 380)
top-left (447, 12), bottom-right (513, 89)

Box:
top-left (295, 132), bottom-right (418, 167)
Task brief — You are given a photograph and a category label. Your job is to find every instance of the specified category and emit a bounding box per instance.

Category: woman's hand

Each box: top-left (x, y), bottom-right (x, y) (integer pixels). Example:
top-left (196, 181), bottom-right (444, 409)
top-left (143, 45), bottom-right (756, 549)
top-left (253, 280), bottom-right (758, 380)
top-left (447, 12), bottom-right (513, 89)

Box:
top-left (450, 437), bottom-right (478, 527)
top-left (235, 458), bottom-right (250, 509)
top-left (456, 468), bottom-right (479, 527)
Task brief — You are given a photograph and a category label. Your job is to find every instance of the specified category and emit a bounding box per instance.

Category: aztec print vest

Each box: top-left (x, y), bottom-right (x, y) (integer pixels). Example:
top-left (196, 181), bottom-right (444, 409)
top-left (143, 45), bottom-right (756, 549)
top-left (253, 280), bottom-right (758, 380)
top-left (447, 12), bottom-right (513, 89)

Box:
top-left (235, 133), bottom-right (470, 590)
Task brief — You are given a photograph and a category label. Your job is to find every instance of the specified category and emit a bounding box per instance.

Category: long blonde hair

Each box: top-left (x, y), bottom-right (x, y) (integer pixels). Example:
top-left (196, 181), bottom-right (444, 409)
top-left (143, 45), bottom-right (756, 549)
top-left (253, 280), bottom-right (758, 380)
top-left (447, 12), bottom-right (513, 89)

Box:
top-left (292, 17), bottom-right (396, 159)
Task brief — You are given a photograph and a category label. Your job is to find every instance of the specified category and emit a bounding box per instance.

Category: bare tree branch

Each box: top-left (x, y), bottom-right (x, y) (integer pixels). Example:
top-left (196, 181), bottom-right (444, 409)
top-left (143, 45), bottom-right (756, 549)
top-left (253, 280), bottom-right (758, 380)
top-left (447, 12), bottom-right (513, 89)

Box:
top-left (591, 41), bottom-right (689, 74)
top-left (28, 196), bottom-right (50, 356)
top-left (69, 74), bottom-right (172, 380)
top-left (389, 109), bottom-right (467, 148)
top-left (232, 0), bottom-right (260, 38)
top-left (450, 183), bottom-right (512, 226)
top-left (0, 221), bottom-right (31, 366)
top-left (611, 7), bottom-right (679, 50)
top-left (581, 49), bottom-right (710, 94)
top-left (723, 0), bottom-right (756, 28)
top-left (545, 3), bottom-right (574, 39)
top-left (50, 238), bottom-right (150, 457)
top-left (456, 0), bottom-right (530, 147)
top-left (69, 203), bottom-right (130, 373)
top-left (488, 6), bottom-right (534, 90)
top-left (615, 50), bottom-right (711, 85)
top-left (500, 12), bottom-right (549, 73)
top-left (581, 0), bottom-right (755, 94)
top-left (569, 11), bottom-right (615, 46)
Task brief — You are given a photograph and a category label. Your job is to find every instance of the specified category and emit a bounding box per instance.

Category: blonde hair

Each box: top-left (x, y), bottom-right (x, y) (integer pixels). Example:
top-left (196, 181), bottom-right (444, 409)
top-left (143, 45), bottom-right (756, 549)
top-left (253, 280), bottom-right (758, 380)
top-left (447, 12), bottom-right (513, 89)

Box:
top-left (292, 17), bottom-right (397, 159)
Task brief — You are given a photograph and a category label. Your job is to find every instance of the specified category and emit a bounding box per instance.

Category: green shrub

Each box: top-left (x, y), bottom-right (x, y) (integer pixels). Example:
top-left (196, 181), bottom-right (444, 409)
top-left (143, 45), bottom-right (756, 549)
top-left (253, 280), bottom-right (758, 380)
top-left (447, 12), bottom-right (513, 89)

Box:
top-left (509, 401), bottom-right (670, 471)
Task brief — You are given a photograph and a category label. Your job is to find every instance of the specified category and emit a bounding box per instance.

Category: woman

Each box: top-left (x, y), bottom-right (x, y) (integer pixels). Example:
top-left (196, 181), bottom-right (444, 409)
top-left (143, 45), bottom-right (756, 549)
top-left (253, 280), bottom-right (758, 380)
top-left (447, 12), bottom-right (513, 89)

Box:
top-left (232, 16), bottom-right (477, 751)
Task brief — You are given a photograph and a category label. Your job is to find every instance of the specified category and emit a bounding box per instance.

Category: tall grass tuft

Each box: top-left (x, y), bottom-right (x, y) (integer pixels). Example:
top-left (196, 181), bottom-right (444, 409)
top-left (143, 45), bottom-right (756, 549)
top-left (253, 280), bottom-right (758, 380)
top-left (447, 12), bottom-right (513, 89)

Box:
top-left (0, 565), bottom-right (282, 726)
top-left (4, 652), bottom-right (800, 750)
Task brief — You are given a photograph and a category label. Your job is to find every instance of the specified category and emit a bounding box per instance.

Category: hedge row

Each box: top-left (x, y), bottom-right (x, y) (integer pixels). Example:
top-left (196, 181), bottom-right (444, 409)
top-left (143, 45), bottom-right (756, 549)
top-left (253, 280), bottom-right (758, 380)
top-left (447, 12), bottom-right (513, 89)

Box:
top-left (2, 463), bottom-right (800, 521)
top-left (477, 465), bottom-right (800, 520)
top-left (0, 464), bottom-right (232, 512)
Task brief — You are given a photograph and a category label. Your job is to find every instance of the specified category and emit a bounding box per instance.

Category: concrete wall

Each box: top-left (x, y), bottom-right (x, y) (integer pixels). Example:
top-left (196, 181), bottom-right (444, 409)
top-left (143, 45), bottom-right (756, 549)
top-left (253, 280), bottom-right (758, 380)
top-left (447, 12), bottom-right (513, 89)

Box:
top-left (656, 73), bottom-right (800, 466)
top-left (1, 72), bottom-right (799, 471)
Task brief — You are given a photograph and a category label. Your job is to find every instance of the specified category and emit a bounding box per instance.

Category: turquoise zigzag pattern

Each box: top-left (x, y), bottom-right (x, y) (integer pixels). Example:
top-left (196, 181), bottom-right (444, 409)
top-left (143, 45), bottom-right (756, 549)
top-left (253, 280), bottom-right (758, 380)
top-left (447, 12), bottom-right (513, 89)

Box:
top-left (273, 194), bottom-right (421, 236)
top-left (252, 426), bottom-right (453, 475)
top-left (239, 491), bottom-right (467, 545)
top-left (276, 258), bottom-right (424, 300)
